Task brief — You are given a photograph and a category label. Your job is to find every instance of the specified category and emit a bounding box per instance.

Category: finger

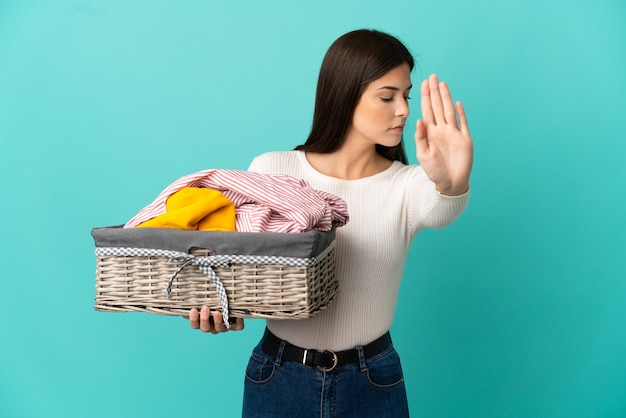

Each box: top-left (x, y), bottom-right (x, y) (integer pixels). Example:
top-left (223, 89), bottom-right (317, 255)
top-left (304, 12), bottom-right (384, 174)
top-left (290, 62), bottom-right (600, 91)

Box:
top-left (213, 311), bottom-right (227, 333)
top-left (199, 306), bottom-right (214, 333)
top-left (420, 79), bottom-right (434, 125)
top-left (428, 74), bottom-right (445, 125)
top-left (230, 317), bottom-right (245, 331)
top-left (456, 101), bottom-right (470, 136)
top-left (440, 82), bottom-right (457, 129)
top-left (189, 308), bottom-right (200, 329)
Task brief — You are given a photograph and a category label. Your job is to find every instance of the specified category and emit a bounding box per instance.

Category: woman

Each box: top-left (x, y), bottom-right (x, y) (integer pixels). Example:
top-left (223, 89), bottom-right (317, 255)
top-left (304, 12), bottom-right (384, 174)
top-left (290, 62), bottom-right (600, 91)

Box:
top-left (189, 29), bottom-right (473, 417)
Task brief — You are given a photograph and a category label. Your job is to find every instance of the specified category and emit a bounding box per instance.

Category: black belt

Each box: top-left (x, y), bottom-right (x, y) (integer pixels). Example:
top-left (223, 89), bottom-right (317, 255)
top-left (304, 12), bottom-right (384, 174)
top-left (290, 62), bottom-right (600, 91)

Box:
top-left (260, 328), bottom-right (392, 372)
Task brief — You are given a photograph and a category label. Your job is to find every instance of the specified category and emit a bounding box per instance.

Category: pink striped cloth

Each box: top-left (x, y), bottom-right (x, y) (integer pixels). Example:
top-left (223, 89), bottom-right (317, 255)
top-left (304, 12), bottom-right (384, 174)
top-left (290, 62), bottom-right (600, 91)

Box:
top-left (124, 169), bottom-right (349, 233)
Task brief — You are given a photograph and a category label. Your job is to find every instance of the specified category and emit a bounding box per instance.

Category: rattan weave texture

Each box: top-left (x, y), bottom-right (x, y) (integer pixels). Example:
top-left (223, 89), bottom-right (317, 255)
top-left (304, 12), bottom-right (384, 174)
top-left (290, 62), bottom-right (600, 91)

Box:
top-left (94, 247), bottom-right (337, 319)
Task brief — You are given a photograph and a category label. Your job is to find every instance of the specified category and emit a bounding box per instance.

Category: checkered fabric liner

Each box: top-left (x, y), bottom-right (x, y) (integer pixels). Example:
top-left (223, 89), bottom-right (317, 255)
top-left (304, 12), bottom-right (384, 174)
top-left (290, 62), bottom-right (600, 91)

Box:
top-left (95, 241), bottom-right (335, 328)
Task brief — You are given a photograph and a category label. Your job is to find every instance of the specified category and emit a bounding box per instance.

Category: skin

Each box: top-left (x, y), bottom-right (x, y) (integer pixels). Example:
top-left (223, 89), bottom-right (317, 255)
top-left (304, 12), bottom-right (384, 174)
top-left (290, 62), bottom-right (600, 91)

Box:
top-left (188, 67), bottom-right (473, 333)
top-left (187, 307), bottom-right (243, 334)
top-left (416, 73), bottom-right (473, 196)
top-left (307, 63), bottom-right (413, 180)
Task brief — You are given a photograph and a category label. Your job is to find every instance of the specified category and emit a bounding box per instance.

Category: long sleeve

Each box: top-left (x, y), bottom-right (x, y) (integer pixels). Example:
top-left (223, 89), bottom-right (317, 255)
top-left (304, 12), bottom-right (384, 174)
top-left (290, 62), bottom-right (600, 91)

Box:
top-left (404, 165), bottom-right (469, 233)
top-left (246, 151), bottom-right (469, 350)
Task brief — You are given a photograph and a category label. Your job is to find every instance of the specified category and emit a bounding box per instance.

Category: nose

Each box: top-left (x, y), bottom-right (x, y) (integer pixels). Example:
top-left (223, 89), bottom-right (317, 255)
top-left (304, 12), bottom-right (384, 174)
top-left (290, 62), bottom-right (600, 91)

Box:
top-left (396, 99), bottom-right (409, 117)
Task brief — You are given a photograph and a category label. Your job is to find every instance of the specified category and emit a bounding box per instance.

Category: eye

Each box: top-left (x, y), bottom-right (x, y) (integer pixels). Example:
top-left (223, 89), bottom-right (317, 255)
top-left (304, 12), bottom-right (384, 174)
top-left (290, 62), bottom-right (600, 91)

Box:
top-left (380, 97), bottom-right (393, 103)
top-left (404, 95), bottom-right (412, 101)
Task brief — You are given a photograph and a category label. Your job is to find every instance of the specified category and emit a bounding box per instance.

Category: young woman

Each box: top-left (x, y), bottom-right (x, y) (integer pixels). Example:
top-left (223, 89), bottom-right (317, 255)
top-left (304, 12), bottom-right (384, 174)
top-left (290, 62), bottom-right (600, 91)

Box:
top-left (188, 29), bottom-right (473, 417)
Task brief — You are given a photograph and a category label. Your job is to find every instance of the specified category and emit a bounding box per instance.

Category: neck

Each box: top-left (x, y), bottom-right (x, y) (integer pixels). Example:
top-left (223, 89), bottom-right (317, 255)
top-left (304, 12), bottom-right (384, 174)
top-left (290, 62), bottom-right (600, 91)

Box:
top-left (305, 146), bottom-right (392, 180)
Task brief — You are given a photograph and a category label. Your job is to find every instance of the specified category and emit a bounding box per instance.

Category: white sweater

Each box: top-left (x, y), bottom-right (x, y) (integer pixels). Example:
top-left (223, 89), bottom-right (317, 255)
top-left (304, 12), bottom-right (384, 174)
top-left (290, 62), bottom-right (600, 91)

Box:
top-left (248, 151), bottom-right (469, 351)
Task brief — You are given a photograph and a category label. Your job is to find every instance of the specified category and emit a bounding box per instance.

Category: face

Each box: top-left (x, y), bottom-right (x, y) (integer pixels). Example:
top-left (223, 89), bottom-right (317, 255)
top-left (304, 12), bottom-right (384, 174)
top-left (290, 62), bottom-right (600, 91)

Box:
top-left (345, 63), bottom-right (412, 149)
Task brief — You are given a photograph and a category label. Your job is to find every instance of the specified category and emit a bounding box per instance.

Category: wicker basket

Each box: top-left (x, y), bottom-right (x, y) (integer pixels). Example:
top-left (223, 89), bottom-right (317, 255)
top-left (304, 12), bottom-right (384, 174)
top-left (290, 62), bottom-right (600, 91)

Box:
top-left (92, 226), bottom-right (337, 320)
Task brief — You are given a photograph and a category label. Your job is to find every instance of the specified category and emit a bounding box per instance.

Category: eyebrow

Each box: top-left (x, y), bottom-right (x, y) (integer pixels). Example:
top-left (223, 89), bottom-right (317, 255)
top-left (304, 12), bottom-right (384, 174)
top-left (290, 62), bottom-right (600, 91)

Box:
top-left (377, 85), bottom-right (413, 91)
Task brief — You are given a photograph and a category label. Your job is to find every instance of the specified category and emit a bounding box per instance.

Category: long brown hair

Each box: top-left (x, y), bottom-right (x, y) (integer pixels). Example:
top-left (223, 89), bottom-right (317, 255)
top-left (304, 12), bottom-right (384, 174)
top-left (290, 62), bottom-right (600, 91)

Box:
top-left (295, 29), bottom-right (414, 163)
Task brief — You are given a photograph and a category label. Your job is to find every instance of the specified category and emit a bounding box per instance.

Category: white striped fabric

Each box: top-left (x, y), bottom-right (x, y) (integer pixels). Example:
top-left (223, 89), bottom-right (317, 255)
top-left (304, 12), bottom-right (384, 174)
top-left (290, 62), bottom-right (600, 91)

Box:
top-left (124, 169), bottom-right (349, 233)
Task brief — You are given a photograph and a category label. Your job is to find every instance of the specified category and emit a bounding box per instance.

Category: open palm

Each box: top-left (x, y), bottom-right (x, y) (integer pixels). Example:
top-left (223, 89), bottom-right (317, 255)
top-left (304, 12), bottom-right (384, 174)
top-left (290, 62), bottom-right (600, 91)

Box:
top-left (415, 74), bottom-right (473, 196)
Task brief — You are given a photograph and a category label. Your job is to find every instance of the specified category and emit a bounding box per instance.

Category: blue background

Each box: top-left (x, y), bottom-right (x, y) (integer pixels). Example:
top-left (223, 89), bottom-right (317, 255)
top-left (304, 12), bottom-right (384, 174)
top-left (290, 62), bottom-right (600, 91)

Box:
top-left (1, 1), bottom-right (625, 417)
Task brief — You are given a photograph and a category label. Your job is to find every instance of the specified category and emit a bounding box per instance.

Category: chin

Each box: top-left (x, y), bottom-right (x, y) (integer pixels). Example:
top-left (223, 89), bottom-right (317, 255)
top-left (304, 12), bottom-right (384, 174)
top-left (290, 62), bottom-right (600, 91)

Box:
top-left (377, 137), bottom-right (403, 148)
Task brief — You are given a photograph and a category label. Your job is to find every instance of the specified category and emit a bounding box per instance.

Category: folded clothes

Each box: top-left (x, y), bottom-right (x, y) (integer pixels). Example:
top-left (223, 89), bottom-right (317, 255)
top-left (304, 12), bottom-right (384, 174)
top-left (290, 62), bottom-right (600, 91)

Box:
top-left (124, 169), bottom-right (349, 233)
top-left (136, 187), bottom-right (236, 231)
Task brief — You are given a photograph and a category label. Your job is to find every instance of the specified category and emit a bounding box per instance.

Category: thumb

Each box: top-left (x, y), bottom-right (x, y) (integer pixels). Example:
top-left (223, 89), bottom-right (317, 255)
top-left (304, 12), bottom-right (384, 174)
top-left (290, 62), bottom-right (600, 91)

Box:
top-left (415, 120), bottom-right (429, 155)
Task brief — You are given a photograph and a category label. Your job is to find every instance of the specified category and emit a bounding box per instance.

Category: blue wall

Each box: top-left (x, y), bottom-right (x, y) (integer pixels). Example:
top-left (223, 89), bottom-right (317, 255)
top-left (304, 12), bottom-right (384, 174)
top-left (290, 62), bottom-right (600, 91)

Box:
top-left (1, 1), bottom-right (624, 417)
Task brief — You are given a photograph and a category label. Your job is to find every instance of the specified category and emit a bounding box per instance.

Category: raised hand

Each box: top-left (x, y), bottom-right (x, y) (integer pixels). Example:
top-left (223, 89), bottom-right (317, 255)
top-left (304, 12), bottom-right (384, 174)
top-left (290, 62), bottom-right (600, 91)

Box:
top-left (415, 74), bottom-right (473, 196)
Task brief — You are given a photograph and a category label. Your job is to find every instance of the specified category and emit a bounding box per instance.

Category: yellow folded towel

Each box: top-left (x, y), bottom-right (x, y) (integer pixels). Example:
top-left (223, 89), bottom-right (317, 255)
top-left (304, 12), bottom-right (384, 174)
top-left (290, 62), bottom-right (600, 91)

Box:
top-left (136, 187), bottom-right (236, 231)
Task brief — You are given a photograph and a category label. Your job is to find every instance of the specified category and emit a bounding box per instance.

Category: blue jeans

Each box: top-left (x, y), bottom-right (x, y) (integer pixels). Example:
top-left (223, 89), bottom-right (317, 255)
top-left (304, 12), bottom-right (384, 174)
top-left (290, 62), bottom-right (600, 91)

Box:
top-left (242, 337), bottom-right (409, 417)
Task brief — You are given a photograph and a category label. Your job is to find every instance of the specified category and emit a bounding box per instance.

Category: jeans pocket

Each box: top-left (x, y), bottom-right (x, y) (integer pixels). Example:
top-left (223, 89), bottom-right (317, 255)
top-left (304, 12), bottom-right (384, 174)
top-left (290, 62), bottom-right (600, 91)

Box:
top-left (244, 344), bottom-right (277, 386)
top-left (363, 347), bottom-right (405, 390)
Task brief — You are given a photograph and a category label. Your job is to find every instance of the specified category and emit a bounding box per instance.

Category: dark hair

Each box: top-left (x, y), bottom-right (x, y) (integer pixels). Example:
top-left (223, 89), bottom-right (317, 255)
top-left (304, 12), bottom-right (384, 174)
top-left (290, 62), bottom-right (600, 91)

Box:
top-left (295, 29), bottom-right (414, 163)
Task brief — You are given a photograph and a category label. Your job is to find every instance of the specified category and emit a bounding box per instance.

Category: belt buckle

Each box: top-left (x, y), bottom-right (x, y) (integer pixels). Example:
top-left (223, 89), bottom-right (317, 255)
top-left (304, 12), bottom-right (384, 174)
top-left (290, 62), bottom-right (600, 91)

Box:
top-left (316, 350), bottom-right (338, 372)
